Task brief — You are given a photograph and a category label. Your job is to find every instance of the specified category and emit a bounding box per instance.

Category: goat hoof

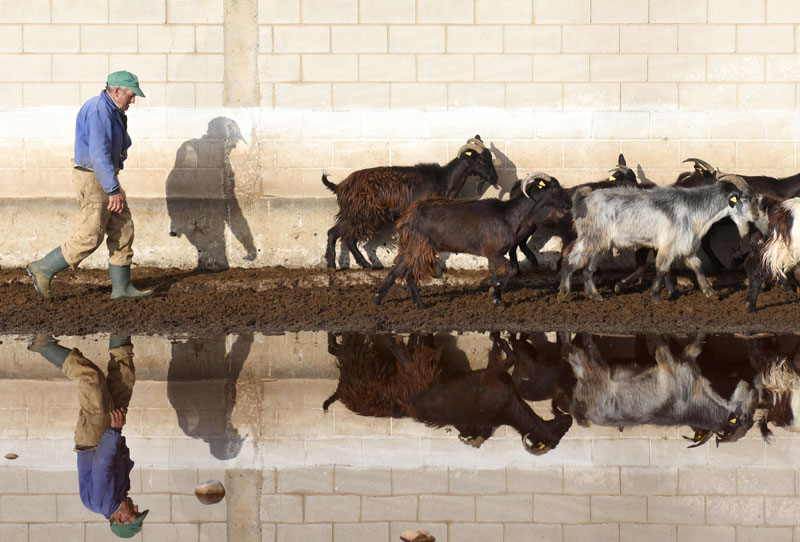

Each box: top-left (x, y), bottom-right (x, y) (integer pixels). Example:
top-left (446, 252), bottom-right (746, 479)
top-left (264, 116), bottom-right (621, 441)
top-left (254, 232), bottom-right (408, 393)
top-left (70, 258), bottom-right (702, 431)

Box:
top-left (587, 293), bottom-right (603, 301)
top-left (614, 282), bottom-right (624, 294)
top-left (746, 303), bottom-right (756, 314)
top-left (556, 289), bottom-right (569, 303)
top-left (494, 299), bottom-right (506, 308)
top-left (702, 288), bottom-right (717, 298)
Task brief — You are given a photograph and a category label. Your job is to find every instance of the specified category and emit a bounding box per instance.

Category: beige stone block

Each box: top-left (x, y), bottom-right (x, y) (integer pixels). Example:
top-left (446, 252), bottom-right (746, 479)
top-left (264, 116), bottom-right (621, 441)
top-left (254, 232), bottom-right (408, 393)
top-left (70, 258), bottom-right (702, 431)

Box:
top-left (110, 54), bottom-right (168, 82)
top-left (24, 140), bottom-right (73, 168)
top-left (651, 112), bottom-right (708, 139)
top-left (276, 466), bottom-right (333, 493)
top-left (418, 0), bottom-right (473, 23)
top-left (506, 140), bottom-right (563, 167)
top-left (332, 25), bottom-right (386, 53)
top-left (592, 0), bottom-right (648, 23)
top-left (448, 523), bottom-right (503, 541)
top-left (0, 54), bottom-right (50, 82)
top-left (0, 467), bottom-right (27, 493)
top-left (767, 0), bottom-right (800, 22)
top-left (505, 524), bottom-right (562, 542)
top-left (739, 25), bottom-right (794, 52)
top-left (167, 0), bottom-right (223, 23)
top-left (505, 26), bottom-right (561, 53)
top-left (305, 495), bottom-right (359, 522)
top-left (259, 0), bottom-right (299, 23)
top-left (392, 468), bottom-right (448, 495)
top-left (506, 467), bottom-right (562, 494)
top-left (23, 25), bottom-right (80, 53)
top-left (679, 83), bottom-right (737, 111)
top-left (563, 467), bottom-right (620, 494)
top-left (260, 82), bottom-right (274, 107)
top-left (258, 55), bottom-right (301, 82)
top-left (276, 524), bottom-right (331, 542)
top-left (620, 140), bottom-right (679, 170)
top-left (0, 26), bottom-right (21, 52)
top-left (593, 111), bottom-right (650, 139)
top-left (199, 523), bottom-right (226, 542)
top-left (738, 83), bottom-right (795, 111)
top-left (767, 112), bottom-right (800, 140)
top-left (563, 83), bottom-right (619, 110)
top-left (303, 54), bottom-right (358, 82)
top-left (649, 54), bottom-right (706, 81)
top-left (678, 24), bottom-right (736, 53)
top-left (387, 140), bottom-right (446, 163)
top-left (709, 0), bottom-right (764, 23)
top-left (765, 496), bottom-right (800, 525)
top-left (0, 495), bottom-right (55, 522)
top-left (258, 26), bottom-right (273, 53)
top-left (678, 141), bottom-right (737, 170)
top-left (168, 54), bottom-right (223, 82)
top-left (30, 524), bottom-right (85, 542)
top-left (620, 25), bottom-right (677, 52)
top-left (274, 26), bottom-right (329, 53)
top-left (29, 467), bottom-right (77, 493)
top-left (275, 407), bottom-right (335, 436)
top-left (709, 54), bottom-right (765, 82)
top-left (476, 54), bottom-right (532, 82)
top-left (622, 82), bottom-right (678, 111)
top-left (331, 141), bottom-right (389, 169)
top-left (448, 83), bottom-right (503, 108)
top-left (23, 82), bottom-right (80, 107)
top-left (0, 525), bottom-right (27, 542)
top-left (361, 495), bottom-right (417, 521)
top-left (419, 495), bottom-right (475, 521)
top-left (651, 439), bottom-right (709, 467)
top-left (563, 141), bottom-right (620, 168)
top-left (535, 0), bottom-right (590, 23)
top-left (538, 111), bottom-right (595, 139)
top-left (302, 0), bottom-right (357, 23)
top-left (678, 526), bottom-right (734, 542)
top-left (52, 54), bottom-right (109, 82)
top-left (620, 524), bottom-right (676, 542)
top-left (766, 54), bottom-right (800, 81)
top-left (138, 25), bottom-right (195, 53)
top-left (648, 495), bottom-right (705, 524)
top-left (476, 0), bottom-right (531, 23)
top-left (260, 494), bottom-right (302, 522)
top-left (172, 493), bottom-right (228, 521)
top-left (110, 0), bottom-right (165, 23)
top-left (196, 82), bottom-right (223, 107)
top-left (56, 494), bottom-right (106, 522)
top-left (0, 140), bottom-right (23, 168)
top-left (534, 54), bottom-right (589, 82)
top-left (389, 25), bottom-right (444, 53)
top-left (418, 54), bottom-right (473, 82)
top-left (534, 494), bottom-right (590, 523)
top-left (0, 169), bottom-right (27, 196)
top-left (619, 467), bottom-right (677, 496)
top-left (447, 26), bottom-right (503, 53)
top-left (164, 82), bottom-right (195, 107)
top-left (333, 83), bottom-right (389, 109)
top-left (448, 469), bottom-right (506, 495)
top-left (476, 494), bottom-right (533, 522)
top-left (737, 527), bottom-right (792, 542)
top-left (139, 523), bottom-right (198, 542)
top-left (334, 466), bottom-right (391, 494)
top-left (564, 523), bottom-right (618, 542)
top-left (360, 54), bottom-right (416, 82)
top-left (360, 0), bottom-right (415, 22)
top-left (52, 0), bottom-right (107, 23)
top-left (706, 496), bottom-right (764, 525)
top-left (82, 25), bottom-right (138, 52)
top-left (564, 25), bottom-right (619, 53)
top-left (506, 83), bottom-right (562, 110)
top-left (0, 0), bottom-right (49, 22)
top-left (197, 25), bottom-right (223, 53)
top-left (739, 141), bottom-right (795, 168)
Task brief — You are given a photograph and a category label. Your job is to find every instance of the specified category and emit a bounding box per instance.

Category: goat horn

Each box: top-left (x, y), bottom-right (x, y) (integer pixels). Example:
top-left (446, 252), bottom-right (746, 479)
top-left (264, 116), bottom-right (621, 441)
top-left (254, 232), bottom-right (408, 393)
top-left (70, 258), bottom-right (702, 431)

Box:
top-left (466, 137), bottom-right (486, 149)
top-left (521, 172), bottom-right (552, 198)
top-left (717, 173), bottom-right (749, 193)
top-left (682, 157), bottom-right (716, 173)
top-left (458, 142), bottom-right (485, 156)
top-left (608, 164), bottom-right (633, 175)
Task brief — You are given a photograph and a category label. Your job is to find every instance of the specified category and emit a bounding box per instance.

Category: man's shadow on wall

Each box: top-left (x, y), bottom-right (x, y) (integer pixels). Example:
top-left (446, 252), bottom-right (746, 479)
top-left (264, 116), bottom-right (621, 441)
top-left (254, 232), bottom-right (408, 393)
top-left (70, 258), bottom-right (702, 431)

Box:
top-left (166, 117), bottom-right (257, 271)
top-left (167, 333), bottom-right (255, 460)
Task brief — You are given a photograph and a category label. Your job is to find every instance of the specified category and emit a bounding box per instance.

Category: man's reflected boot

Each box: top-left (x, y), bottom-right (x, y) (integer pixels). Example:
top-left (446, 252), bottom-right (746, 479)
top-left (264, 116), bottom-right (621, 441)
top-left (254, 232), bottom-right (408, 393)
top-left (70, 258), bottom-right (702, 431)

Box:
top-left (109, 264), bottom-right (153, 299)
top-left (27, 333), bottom-right (70, 369)
top-left (26, 247), bottom-right (69, 301)
top-left (109, 335), bottom-right (132, 350)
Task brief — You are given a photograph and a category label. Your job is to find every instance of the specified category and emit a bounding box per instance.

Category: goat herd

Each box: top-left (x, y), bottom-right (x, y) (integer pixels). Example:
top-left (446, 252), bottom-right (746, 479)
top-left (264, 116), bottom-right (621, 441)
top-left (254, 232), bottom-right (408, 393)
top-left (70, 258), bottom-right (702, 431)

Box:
top-left (323, 135), bottom-right (800, 312)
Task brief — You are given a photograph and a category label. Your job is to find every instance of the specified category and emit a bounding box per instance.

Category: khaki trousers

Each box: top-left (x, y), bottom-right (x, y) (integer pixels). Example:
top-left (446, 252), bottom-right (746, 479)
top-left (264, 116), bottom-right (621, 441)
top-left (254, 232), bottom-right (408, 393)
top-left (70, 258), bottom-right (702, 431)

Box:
top-left (61, 167), bottom-right (135, 268)
top-left (62, 346), bottom-right (135, 451)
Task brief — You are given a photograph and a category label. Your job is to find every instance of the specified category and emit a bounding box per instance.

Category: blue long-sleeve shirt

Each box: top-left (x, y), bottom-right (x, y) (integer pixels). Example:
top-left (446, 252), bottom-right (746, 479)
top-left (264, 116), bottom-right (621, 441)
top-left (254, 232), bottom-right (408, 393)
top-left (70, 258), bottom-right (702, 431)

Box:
top-left (73, 91), bottom-right (131, 195)
top-left (77, 428), bottom-right (134, 519)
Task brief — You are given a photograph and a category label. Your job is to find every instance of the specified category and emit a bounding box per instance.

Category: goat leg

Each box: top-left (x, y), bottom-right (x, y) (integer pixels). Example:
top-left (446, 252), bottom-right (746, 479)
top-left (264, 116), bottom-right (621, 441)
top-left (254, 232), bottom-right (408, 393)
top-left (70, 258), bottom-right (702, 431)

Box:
top-left (744, 250), bottom-right (765, 314)
top-left (582, 254), bottom-right (602, 301)
top-left (615, 247), bottom-right (649, 294)
top-left (489, 257), bottom-right (515, 308)
top-left (375, 261), bottom-right (406, 305)
top-left (684, 254), bottom-right (716, 297)
top-left (518, 237), bottom-right (539, 269)
top-left (325, 222), bottom-right (344, 268)
top-left (342, 235), bottom-right (373, 268)
top-left (701, 231), bottom-right (725, 272)
top-left (508, 245), bottom-right (521, 275)
top-left (406, 274), bottom-right (426, 309)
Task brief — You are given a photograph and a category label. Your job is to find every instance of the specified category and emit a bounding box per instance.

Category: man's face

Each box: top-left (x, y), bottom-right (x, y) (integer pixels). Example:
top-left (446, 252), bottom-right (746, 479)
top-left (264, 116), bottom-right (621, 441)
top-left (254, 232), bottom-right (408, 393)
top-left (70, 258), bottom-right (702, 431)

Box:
top-left (110, 87), bottom-right (136, 111)
top-left (113, 497), bottom-right (141, 524)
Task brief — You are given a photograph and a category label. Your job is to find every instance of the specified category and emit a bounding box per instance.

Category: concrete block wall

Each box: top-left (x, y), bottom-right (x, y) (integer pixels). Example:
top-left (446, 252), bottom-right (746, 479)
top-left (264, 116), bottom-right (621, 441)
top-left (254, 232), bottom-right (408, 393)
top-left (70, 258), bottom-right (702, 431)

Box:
top-left (1, 0), bottom-right (800, 268)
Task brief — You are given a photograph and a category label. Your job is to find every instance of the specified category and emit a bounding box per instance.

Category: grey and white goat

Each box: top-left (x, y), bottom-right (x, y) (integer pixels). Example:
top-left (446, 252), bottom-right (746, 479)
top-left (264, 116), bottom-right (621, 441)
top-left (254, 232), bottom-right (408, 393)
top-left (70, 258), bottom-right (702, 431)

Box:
top-left (557, 175), bottom-right (758, 302)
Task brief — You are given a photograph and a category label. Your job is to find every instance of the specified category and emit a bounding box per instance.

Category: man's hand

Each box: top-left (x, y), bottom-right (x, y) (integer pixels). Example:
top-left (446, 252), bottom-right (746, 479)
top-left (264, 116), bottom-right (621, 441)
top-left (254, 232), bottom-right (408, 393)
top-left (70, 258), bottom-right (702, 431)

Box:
top-left (108, 193), bottom-right (125, 213)
top-left (110, 408), bottom-right (127, 429)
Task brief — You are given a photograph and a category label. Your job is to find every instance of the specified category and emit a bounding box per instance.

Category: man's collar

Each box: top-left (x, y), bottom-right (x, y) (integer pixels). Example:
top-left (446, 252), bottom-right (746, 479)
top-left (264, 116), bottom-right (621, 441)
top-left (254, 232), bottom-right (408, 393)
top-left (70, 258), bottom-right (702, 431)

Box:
top-left (101, 90), bottom-right (122, 112)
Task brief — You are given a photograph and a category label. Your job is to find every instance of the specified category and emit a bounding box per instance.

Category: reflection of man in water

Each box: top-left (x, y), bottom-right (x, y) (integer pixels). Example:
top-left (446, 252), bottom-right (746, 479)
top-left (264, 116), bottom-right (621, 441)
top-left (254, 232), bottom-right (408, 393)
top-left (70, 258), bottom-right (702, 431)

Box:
top-left (28, 335), bottom-right (147, 538)
top-left (166, 117), bottom-right (257, 271)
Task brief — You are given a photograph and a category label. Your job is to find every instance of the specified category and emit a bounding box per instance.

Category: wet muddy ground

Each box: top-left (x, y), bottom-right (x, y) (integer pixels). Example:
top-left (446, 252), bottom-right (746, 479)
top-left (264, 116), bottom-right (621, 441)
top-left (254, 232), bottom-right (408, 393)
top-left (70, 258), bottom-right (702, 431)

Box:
top-left (2, 266), bottom-right (800, 335)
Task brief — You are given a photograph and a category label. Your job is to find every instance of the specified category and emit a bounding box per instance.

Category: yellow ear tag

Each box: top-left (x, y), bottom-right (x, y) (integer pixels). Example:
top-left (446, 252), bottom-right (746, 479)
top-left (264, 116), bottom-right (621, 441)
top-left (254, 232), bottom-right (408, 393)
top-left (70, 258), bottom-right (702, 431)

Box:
top-left (537, 180), bottom-right (546, 189)
top-left (537, 442), bottom-right (546, 450)
top-left (730, 195), bottom-right (738, 204)
top-left (608, 175), bottom-right (616, 181)
top-left (729, 416), bottom-right (738, 424)
top-left (465, 151), bottom-right (473, 156)
top-left (695, 166), bottom-right (704, 173)
top-left (694, 434), bottom-right (702, 441)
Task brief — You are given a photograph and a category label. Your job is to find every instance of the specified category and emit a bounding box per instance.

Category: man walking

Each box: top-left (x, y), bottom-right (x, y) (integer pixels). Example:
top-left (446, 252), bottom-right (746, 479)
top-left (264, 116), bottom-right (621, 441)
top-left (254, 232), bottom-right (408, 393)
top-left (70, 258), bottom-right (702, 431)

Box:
top-left (27, 70), bottom-right (152, 300)
top-left (28, 334), bottom-right (148, 538)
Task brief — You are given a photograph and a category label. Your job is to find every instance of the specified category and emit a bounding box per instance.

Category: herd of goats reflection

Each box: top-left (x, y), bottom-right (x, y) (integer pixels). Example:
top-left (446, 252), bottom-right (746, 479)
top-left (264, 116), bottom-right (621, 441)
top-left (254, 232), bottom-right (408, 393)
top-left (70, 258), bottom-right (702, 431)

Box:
top-left (325, 331), bottom-right (800, 455)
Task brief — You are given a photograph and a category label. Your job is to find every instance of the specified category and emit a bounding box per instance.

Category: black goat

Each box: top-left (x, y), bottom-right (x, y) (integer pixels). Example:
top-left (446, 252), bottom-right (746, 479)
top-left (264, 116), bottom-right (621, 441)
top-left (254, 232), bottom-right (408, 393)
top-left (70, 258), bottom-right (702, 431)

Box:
top-left (323, 135), bottom-right (498, 269)
top-left (508, 153), bottom-right (639, 272)
top-left (374, 173), bottom-right (572, 308)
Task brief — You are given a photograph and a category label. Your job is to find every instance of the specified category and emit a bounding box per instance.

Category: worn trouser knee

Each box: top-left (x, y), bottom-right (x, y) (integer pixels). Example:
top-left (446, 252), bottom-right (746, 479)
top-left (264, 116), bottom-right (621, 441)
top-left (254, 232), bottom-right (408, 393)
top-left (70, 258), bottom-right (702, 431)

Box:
top-left (62, 350), bottom-right (113, 450)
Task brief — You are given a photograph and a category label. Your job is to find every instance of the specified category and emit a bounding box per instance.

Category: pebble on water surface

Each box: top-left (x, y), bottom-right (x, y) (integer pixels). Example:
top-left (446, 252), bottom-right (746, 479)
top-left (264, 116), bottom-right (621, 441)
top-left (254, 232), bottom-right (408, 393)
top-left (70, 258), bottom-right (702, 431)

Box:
top-left (195, 479), bottom-right (226, 504)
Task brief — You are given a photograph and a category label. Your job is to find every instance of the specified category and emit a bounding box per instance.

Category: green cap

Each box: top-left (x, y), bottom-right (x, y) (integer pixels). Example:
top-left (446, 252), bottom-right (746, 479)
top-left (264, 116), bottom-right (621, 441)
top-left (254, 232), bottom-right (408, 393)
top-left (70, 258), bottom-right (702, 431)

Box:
top-left (109, 509), bottom-right (148, 538)
top-left (107, 70), bottom-right (145, 98)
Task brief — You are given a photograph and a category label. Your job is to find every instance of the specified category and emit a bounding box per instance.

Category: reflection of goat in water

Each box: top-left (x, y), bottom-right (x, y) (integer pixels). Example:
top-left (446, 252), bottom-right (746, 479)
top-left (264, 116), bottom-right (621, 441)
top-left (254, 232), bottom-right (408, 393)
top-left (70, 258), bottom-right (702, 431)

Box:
top-left (554, 333), bottom-right (758, 447)
top-left (324, 333), bottom-right (572, 454)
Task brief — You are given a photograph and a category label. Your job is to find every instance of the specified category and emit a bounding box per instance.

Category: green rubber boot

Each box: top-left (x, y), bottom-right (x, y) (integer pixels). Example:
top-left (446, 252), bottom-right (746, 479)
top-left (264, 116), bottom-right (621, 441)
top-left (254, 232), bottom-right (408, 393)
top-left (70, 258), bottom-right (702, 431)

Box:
top-left (26, 247), bottom-right (69, 301)
top-left (109, 335), bottom-right (132, 349)
top-left (109, 264), bottom-right (153, 299)
top-left (27, 333), bottom-right (70, 369)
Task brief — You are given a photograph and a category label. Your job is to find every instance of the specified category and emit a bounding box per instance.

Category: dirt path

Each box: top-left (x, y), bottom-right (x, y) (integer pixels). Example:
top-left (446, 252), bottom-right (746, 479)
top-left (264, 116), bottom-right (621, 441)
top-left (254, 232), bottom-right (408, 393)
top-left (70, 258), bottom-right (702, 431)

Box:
top-left (2, 266), bottom-right (799, 335)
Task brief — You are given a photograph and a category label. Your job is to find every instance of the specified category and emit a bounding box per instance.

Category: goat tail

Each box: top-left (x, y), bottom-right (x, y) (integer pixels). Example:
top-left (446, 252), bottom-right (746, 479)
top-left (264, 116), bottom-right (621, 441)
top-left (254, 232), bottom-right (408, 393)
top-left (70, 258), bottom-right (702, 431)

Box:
top-left (761, 230), bottom-right (798, 281)
top-left (321, 173), bottom-right (338, 194)
top-left (322, 388), bottom-right (340, 411)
